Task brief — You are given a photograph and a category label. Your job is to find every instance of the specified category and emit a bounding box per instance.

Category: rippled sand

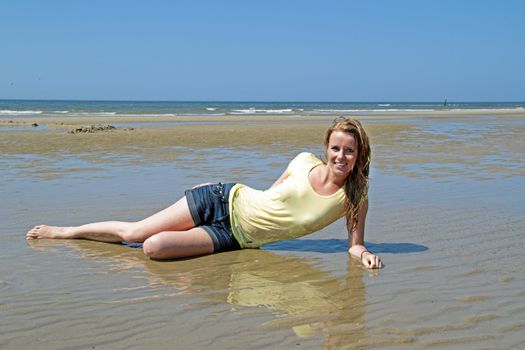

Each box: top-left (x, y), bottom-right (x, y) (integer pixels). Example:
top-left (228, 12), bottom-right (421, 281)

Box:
top-left (1, 111), bottom-right (524, 349)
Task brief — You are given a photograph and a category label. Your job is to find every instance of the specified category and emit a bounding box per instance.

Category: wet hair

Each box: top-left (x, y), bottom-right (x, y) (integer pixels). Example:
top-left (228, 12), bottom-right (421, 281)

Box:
top-left (324, 117), bottom-right (371, 232)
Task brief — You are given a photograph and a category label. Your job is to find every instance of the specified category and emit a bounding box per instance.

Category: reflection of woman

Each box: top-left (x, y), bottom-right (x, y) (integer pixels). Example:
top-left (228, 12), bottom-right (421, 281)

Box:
top-left (39, 240), bottom-right (367, 346)
top-left (27, 117), bottom-right (382, 268)
top-left (222, 250), bottom-right (367, 342)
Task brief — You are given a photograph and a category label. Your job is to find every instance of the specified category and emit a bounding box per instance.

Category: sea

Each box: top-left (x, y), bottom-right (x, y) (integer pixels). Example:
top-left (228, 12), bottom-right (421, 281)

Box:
top-left (1, 100), bottom-right (524, 118)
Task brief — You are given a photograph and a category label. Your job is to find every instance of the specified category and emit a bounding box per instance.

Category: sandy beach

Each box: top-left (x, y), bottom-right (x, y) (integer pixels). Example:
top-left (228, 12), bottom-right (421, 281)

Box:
top-left (1, 110), bottom-right (525, 349)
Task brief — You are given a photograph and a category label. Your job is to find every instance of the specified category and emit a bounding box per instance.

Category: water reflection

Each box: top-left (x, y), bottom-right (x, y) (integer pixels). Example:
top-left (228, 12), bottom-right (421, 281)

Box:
top-left (28, 239), bottom-right (368, 347)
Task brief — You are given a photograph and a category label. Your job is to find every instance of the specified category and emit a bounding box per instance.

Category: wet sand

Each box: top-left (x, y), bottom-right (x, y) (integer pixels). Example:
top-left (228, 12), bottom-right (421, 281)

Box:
top-left (1, 111), bottom-right (524, 349)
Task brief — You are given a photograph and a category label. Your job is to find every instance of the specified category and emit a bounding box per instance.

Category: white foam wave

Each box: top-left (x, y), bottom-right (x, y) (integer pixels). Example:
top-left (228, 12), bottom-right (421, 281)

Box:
top-left (126, 113), bottom-right (177, 117)
top-left (312, 108), bottom-right (436, 113)
top-left (0, 110), bottom-right (43, 115)
top-left (313, 109), bottom-right (363, 113)
top-left (206, 108), bottom-right (217, 111)
top-left (369, 109), bottom-right (436, 112)
top-left (72, 112), bottom-right (118, 116)
top-left (230, 108), bottom-right (294, 114)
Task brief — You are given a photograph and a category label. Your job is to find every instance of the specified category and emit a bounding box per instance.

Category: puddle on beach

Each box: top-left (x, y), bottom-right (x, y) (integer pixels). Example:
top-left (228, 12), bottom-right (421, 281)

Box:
top-left (0, 124), bottom-right (48, 131)
top-left (369, 116), bottom-right (525, 179)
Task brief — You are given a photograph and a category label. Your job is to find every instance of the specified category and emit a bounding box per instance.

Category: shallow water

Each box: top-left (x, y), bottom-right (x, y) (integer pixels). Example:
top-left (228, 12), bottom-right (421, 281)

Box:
top-left (1, 115), bottom-right (524, 349)
top-left (0, 124), bottom-right (48, 131)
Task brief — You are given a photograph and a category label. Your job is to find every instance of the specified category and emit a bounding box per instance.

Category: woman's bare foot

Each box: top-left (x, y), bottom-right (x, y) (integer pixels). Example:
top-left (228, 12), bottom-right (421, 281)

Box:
top-left (26, 225), bottom-right (73, 240)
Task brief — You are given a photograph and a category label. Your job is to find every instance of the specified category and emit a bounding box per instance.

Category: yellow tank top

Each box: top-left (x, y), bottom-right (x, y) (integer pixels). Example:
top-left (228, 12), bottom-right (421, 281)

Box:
top-left (228, 152), bottom-right (347, 248)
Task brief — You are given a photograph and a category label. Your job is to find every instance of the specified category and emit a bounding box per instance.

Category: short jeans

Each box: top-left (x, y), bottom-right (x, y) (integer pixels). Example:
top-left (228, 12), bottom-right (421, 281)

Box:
top-left (184, 182), bottom-right (241, 252)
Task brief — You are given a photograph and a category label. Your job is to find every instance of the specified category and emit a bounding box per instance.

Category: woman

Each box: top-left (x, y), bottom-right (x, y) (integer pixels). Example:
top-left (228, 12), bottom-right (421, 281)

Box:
top-left (27, 117), bottom-right (382, 269)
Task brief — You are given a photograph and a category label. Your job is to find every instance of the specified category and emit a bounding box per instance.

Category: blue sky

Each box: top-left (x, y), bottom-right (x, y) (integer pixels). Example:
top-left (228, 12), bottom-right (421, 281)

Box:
top-left (1, 0), bottom-right (524, 101)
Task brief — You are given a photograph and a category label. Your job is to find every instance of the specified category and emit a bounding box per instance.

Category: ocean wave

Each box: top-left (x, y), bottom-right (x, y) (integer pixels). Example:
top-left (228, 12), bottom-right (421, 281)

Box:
top-left (124, 113), bottom-right (177, 117)
top-left (72, 112), bottom-right (118, 116)
top-left (0, 110), bottom-right (43, 115)
top-left (206, 108), bottom-right (217, 111)
top-left (312, 109), bottom-right (364, 113)
top-left (370, 109), bottom-right (437, 112)
top-left (230, 108), bottom-right (294, 114)
top-left (312, 108), bottom-right (437, 113)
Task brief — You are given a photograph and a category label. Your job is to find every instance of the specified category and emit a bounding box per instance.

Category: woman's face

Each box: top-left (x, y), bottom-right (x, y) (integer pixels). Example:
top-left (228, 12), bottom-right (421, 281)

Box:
top-left (326, 131), bottom-right (358, 180)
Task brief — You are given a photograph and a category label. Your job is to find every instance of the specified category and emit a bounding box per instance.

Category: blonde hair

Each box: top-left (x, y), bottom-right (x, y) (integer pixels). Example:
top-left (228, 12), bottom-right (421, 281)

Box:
top-left (324, 117), bottom-right (371, 231)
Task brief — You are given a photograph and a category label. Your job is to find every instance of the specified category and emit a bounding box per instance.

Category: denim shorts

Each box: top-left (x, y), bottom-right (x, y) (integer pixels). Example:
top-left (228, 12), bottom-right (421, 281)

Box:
top-left (184, 182), bottom-right (241, 252)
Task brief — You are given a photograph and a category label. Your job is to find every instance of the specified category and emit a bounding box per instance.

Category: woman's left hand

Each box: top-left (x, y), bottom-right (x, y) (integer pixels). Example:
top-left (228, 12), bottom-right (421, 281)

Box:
top-left (361, 251), bottom-right (382, 269)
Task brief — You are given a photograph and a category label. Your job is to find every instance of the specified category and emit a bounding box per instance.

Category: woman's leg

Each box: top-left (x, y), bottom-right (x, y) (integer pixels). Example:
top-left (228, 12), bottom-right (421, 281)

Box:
top-left (26, 196), bottom-right (196, 243)
top-left (142, 228), bottom-right (215, 259)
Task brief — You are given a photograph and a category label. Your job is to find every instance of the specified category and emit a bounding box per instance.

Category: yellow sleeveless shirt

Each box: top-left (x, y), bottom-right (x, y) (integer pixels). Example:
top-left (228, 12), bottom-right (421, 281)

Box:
top-left (228, 152), bottom-right (347, 248)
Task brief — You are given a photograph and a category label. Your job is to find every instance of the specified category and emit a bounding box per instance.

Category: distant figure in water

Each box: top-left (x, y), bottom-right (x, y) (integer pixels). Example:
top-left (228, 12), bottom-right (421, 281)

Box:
top-left (27, 117), bottom-right (382, 269)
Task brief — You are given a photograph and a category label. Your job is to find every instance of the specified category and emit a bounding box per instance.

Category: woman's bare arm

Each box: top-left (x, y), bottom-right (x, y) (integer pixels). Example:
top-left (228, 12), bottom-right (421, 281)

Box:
top-left (347, 200), bottom-right (382, 268)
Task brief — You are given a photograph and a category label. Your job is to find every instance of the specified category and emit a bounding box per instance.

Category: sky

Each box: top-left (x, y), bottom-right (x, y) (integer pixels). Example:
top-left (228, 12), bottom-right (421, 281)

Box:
top-left (1, 0), bottom-right (524, 102)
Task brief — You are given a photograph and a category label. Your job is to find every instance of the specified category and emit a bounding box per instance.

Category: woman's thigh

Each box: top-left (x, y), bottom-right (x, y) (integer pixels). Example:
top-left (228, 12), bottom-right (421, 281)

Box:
top-left (142, 227), bottom-right (214, 260)
top-left (131, 197), bottom-right (195, 240)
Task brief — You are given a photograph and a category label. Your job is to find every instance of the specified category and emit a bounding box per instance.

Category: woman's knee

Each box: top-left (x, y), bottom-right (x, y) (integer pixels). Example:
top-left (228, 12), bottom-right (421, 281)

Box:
top-left (142, 229), bottom-right (215, 259)
top-left (142, 234), bottom-right (164, 258)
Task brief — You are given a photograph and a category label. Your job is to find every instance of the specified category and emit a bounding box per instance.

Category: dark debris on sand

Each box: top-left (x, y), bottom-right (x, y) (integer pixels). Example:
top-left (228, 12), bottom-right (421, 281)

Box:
top-left (68, 124), bottom-right (134, 134)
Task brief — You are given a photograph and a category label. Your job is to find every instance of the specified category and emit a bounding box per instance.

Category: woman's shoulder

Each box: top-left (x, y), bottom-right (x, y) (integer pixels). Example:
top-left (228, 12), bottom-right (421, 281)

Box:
top-left (294, 152), bottom-right (322, 164)
top-left (288, 152), bottom-right (322, 171)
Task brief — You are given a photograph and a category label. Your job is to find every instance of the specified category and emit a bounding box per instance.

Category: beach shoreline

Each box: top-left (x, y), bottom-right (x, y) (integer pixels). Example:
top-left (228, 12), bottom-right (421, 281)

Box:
top-left (2, 107), bottom-right (525, 125)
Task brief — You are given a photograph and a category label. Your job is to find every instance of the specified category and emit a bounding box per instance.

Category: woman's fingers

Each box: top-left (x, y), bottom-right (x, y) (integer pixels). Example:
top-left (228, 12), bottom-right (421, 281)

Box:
top-left (373, 255), bottom-right (382, 269)
top-left (362, 252), bottom-right (382, 269)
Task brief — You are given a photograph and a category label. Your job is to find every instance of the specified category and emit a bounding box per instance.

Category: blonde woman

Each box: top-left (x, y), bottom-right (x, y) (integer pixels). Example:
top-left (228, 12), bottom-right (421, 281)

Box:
top-left (27, 117), bottom-right (382, 269)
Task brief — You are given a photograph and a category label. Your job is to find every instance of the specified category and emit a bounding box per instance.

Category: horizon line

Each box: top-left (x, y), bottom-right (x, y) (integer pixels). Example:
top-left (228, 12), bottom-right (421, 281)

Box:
top-left (1, 98), bottom-right (524, 104)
